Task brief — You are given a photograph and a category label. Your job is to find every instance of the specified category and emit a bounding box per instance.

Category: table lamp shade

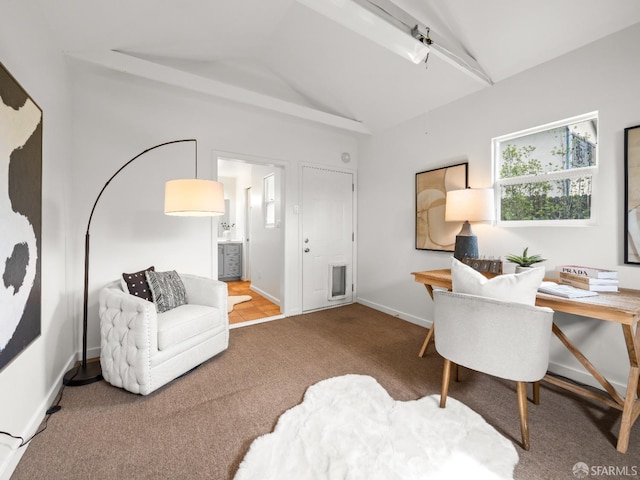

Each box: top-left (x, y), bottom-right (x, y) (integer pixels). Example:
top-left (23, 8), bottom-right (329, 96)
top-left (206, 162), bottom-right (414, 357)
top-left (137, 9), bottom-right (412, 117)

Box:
top-left (445, 188), bottom-right (495, 222)
top-left (165, 179), bottom-right (225, 216)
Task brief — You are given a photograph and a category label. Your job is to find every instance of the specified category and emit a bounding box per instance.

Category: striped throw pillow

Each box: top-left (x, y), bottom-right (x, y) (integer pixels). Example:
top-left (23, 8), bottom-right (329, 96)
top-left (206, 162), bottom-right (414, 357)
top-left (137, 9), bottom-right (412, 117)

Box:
top-left (145, 270), bottom-right (186, 313)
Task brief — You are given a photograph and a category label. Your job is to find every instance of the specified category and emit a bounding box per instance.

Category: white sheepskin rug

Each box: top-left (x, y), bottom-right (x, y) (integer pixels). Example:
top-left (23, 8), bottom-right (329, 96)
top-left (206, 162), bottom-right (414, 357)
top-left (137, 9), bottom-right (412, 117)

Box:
top-left (227, 295), bottom-right (252, 313)
top-left (234, 374), bottom-right (518, 480)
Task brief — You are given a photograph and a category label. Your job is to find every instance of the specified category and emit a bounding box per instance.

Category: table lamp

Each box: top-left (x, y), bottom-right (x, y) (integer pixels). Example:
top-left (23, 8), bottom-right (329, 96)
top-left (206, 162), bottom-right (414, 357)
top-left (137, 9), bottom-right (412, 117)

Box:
top-left (445, 188), bottom-right (495, 260)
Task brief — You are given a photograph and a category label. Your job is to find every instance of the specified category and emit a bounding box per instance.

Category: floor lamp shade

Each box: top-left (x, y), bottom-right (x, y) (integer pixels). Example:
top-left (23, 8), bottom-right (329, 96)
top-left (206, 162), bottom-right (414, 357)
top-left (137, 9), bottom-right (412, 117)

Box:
top-left (165, 179), bottom-right (225, 216)
top-left (445, 188), bottom-right (495, 260)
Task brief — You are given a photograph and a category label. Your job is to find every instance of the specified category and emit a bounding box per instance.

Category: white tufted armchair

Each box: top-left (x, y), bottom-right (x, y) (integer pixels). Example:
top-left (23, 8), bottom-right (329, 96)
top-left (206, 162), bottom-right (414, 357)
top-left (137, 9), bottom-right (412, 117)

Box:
top-left (99, 274), bottom-right (228, 395)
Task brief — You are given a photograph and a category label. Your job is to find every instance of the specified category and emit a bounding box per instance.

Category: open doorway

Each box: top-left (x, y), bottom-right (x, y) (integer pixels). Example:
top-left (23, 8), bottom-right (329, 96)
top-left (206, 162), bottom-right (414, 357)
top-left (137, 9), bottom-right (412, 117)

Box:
top-left (225, 280), bottom-right (281, 324)
top-left (217, 156), bottom-right (285, 327)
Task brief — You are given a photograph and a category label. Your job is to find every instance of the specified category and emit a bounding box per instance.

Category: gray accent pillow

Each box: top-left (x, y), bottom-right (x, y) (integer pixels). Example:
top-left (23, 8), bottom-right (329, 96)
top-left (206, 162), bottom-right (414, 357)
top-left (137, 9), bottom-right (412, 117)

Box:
top-left (145, 270), bottom-right (186, 313)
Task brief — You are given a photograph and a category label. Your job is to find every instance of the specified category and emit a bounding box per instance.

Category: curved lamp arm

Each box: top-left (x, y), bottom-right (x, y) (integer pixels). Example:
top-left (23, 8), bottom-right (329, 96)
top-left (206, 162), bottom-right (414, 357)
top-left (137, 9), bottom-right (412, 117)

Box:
top-left (64, 139), bottom-right (200, 386)
top-left (86, 139), bottom-right (197, 234)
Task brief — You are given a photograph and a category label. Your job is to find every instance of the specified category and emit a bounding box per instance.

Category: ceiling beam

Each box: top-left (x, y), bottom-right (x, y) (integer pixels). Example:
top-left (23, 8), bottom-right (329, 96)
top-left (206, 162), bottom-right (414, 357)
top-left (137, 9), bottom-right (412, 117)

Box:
top-left (428, 34), bottom-right (494, 86)
top-left (65, 50), bottom-right (371, 135)
top-left (357, 0), bottom-right (493, 86)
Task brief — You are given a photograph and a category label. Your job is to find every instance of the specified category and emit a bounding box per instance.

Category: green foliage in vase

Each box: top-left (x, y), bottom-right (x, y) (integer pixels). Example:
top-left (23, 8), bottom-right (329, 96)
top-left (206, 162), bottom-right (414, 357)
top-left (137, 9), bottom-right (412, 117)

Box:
top-left (505, 247), bottom-right (546, 267)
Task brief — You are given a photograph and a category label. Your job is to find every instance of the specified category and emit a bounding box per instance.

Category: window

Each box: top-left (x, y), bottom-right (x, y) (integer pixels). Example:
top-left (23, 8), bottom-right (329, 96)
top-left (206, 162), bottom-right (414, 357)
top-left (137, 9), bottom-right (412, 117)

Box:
top-left (492, 112), bottom-right (598, 226)
top-left (263, 173), bottom-right (275, 228)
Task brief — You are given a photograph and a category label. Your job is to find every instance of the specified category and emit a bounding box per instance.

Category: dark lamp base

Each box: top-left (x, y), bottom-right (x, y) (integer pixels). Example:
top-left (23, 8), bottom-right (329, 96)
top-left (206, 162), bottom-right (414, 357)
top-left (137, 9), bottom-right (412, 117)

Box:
top-left (454, 235), bottom-right (479, 261)
top-left (63, 362), bottom-right (103, 386)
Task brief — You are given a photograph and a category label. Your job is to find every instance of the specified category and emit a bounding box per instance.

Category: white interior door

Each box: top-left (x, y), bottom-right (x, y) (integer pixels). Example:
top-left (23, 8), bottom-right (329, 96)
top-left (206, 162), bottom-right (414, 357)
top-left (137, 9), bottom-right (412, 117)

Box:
top-left (302, 166), bottom-right (353, 312)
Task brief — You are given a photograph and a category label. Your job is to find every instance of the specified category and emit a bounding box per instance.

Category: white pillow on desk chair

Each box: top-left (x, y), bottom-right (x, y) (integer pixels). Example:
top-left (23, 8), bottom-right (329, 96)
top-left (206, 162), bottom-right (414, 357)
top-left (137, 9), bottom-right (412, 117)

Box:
top-left (451, 258), bottom-right (545, 306)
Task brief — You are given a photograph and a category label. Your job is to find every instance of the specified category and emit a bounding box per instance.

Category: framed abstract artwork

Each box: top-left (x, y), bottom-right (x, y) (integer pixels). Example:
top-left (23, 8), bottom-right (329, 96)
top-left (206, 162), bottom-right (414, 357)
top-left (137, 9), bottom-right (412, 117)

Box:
top-left (0, 62), bottom-right (42, 371)
top-left (415, 162), bottom-right (468, 251)
top-left (625, 124), bottom-right (640, 264)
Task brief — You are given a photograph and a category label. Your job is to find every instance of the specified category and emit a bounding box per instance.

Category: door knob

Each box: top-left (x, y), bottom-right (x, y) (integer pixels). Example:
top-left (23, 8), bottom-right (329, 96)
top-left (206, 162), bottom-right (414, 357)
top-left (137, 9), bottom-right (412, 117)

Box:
top-left (304, 238), bottom-right (309, 243)
top-left (304, 248), bottom-right (310, 253)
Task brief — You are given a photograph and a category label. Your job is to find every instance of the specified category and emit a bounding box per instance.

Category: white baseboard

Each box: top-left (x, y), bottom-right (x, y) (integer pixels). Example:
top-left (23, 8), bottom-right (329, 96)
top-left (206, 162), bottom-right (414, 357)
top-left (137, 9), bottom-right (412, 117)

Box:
top-left (356, 297), bottom-right (431, 329)
top-left (87, 345), bottom-right (101, 360)
top-left (0, 355), bottom-right (77, 480)
top-left (546, 363), bottom-right (627, 395)
top-left (249, 285), bottom-right (280, 306)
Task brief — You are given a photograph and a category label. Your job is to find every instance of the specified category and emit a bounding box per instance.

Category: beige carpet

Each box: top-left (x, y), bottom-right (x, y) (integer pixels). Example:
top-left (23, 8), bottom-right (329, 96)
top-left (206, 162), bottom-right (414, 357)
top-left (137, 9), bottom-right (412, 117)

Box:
top-left (228, 295), bottom-right (252, 312)
top-left (10, 304), bottom-right (640, 480)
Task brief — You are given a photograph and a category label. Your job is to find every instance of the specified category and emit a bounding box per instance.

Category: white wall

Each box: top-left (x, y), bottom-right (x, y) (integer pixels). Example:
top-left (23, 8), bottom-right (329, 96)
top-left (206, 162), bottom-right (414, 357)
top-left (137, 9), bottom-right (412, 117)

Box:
top-left (358, 23), bottom-right (640, 392)
top-left (69, 61), bottom-right (360, 358)
top-left (249, 164), bottom-right (284, 303)
top-left (0, 1), bottom-right (74, 477)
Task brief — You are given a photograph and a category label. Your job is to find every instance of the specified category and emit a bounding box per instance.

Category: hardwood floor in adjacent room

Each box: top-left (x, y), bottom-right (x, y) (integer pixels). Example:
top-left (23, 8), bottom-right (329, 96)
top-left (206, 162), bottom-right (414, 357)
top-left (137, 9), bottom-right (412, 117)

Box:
top-left (226, 280), bottom-right (281, 325)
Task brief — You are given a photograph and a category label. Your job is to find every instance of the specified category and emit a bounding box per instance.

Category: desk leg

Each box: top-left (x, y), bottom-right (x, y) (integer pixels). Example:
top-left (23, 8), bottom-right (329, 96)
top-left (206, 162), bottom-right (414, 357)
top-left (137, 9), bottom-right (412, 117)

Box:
top-left (550, 322), bottom-right (640, 453)
top-left (419, 285), bottom-right (436, 358)
top-left (617, 323), bottom-right (640, 454)
top-left (551, 324), bottom-right (624, 405)
top-left (419, 326), bottom-right (434, 358)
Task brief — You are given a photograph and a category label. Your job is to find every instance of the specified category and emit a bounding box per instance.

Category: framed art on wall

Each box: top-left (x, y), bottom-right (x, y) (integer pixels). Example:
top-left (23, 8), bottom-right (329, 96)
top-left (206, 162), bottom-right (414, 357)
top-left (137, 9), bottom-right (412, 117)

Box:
top-left (415, 162), bottom-right (468, 251)
top-left (625, 124), bottom-right (640, 264)
top-left (0, 62), bottom-right (42, 371)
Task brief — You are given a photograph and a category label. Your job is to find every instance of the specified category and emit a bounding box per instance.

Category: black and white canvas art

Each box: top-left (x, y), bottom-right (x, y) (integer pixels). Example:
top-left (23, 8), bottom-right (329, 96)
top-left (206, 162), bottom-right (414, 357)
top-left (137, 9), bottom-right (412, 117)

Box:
top-left (0, 62), bottom-right (42, 371)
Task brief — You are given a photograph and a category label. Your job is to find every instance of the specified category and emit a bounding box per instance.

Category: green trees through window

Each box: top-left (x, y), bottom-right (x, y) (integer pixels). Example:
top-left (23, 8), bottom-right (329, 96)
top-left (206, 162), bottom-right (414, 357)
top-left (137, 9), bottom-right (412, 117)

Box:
top-left (493, 112), bottom-right (597, 225)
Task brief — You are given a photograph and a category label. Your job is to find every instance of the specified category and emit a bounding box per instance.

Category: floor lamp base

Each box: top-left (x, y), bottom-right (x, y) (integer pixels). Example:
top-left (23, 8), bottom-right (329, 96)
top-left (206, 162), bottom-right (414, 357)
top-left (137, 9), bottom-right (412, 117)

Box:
top-left (63, 362), bottom-right (103, 386)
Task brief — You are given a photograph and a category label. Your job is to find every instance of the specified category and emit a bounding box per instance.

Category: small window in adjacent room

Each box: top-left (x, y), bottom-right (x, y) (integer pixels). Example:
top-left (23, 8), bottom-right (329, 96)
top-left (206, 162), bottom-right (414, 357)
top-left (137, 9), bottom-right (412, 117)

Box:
top-left (263, 173), bottom-right (275, 228)
top-left (492, 112), bottom-right (598, 226)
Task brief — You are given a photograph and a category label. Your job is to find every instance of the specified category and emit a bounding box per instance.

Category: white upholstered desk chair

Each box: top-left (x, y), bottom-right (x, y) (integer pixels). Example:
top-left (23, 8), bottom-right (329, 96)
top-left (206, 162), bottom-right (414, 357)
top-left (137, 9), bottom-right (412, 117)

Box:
top-left (433, 289), bottom-right (554, 450)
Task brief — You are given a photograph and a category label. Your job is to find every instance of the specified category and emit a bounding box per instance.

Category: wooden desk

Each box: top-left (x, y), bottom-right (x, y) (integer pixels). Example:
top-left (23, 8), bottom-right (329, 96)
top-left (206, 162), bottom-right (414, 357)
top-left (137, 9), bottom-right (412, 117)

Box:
top-left (412, 269), bottom-right (640, 453)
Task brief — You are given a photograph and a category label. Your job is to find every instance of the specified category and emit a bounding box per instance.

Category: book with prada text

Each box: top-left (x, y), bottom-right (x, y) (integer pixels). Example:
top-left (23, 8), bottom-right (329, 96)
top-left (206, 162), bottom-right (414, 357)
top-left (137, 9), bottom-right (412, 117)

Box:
top-left (557, 265), bottom-right (618, 279)
top-left (557, 272), bottom-right (619, 285)
top-left (558, 278), bottom-right (619, 292)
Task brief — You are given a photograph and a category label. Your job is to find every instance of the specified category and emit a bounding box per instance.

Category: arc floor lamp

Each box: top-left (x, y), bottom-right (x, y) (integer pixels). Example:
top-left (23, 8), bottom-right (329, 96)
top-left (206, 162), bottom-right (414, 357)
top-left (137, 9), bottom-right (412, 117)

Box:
top-left (63, 139), bottom-right (225, 386)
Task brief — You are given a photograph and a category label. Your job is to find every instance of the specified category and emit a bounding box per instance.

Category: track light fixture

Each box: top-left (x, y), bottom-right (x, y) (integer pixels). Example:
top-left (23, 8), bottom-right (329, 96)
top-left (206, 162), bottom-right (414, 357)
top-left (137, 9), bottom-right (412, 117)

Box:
top-left (297, 0), bottom-right (493, 85)
top-left (411, 25), bottom-right (433, 65)
top-left (297, 0), bottom-right (430, 64)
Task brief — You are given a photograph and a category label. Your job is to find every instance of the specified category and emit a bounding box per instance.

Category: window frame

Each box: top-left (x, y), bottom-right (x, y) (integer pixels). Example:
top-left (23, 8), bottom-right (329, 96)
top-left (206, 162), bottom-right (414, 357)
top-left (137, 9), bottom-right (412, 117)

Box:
top-left (492, 111), bottom-right (598, 227)
top-left (263, 173), bottom-right (276, 228)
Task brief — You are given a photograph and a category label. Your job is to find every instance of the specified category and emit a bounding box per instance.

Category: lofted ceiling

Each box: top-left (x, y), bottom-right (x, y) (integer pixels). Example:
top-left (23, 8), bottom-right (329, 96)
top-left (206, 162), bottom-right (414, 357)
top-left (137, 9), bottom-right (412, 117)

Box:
top-left (37, 0), bottom-right (640, 134)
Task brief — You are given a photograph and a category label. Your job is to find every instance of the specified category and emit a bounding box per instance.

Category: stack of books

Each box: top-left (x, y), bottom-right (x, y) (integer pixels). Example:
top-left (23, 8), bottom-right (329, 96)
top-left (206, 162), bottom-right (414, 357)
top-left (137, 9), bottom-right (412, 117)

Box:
top-left (557, 265), bottom-right (619, 292)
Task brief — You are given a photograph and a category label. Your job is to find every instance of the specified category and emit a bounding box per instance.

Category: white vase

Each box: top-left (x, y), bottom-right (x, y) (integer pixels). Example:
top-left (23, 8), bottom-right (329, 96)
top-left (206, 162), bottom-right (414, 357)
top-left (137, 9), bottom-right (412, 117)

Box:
top-left (515, 265), bottom-right (545, 274)
top-left (223, 230), bottom-right (231, 240)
